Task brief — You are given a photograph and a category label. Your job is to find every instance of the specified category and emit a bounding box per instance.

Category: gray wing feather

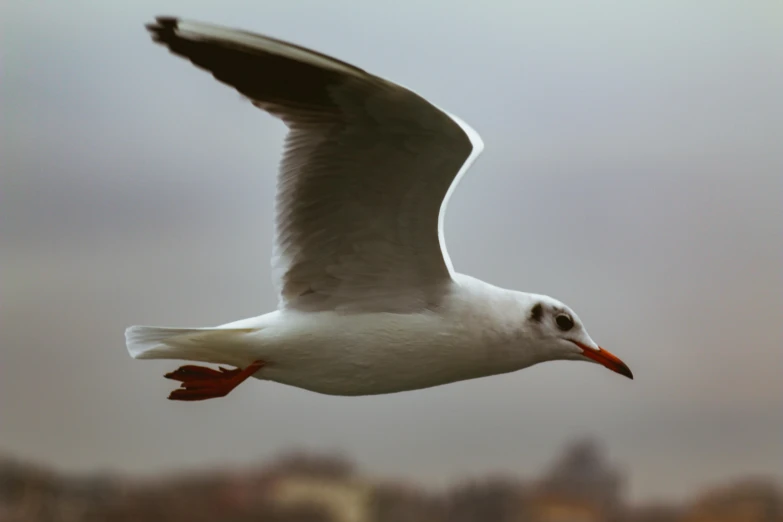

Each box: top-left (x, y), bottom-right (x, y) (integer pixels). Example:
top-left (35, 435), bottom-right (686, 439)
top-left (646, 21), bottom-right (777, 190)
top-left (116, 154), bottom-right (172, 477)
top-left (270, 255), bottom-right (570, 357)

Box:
top-left (147, 17), bottom-right (480, 312)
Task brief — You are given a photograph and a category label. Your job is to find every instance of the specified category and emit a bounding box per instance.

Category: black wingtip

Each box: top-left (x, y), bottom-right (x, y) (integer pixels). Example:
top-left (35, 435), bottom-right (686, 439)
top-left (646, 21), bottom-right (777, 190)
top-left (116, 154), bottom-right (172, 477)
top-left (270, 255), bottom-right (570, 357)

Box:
top-left (155, 16), bottom-right (179, 26)
top-left (145, 16), bottom-right (179, 40)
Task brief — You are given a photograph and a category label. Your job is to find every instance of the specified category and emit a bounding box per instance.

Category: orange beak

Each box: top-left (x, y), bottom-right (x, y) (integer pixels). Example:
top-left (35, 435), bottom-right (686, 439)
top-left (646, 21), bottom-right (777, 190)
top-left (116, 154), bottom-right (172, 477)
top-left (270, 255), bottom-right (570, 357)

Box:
top-left (571, 341), bottom-right (633, 379)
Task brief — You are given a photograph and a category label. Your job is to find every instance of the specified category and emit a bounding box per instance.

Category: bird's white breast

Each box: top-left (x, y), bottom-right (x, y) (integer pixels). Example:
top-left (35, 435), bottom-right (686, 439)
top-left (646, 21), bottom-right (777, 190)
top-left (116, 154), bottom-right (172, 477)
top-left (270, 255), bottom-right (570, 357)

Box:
top-left (246, 275), bottom-right (539, 395)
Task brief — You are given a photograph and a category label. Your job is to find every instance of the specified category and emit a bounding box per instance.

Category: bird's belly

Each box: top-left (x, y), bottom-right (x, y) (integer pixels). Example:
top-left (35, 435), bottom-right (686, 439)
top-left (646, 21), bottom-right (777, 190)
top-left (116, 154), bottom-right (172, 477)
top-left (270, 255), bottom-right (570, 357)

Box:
top-left (255, 311), bottom-right (495, 396)
top-left (262, 347), bottom-right (482, 396)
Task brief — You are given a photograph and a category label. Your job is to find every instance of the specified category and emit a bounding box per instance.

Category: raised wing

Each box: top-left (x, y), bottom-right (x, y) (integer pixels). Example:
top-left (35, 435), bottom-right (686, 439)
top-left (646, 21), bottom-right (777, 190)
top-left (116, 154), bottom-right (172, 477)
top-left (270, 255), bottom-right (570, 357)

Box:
top-left (146, 17), bottom-right (484, 312)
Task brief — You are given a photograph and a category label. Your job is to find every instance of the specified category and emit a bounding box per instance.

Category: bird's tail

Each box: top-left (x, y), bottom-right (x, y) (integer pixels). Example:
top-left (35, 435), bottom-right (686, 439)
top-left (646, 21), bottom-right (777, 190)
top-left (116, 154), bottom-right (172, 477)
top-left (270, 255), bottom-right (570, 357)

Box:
top-left (125, 325), bottom-right (259, 367)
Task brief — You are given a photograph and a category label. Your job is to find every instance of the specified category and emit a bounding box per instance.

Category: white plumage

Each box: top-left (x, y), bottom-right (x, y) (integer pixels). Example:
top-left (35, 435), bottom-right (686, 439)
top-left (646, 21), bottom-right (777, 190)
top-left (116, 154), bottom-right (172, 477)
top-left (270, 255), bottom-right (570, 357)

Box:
top-left (127, 16), bottom-right (632, 401)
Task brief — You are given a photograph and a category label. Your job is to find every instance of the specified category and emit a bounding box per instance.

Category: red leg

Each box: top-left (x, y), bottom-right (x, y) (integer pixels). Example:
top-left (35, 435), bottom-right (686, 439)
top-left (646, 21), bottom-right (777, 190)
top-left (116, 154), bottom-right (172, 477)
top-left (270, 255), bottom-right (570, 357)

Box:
top-left (164, 360), bottom-right (265, 401)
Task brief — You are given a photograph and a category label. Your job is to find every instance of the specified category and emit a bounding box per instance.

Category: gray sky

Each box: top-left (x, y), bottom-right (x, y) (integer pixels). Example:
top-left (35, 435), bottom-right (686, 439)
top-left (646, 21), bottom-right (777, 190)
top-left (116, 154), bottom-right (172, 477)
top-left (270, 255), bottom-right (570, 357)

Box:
top-left (2, 0), bottom-right (781, 504)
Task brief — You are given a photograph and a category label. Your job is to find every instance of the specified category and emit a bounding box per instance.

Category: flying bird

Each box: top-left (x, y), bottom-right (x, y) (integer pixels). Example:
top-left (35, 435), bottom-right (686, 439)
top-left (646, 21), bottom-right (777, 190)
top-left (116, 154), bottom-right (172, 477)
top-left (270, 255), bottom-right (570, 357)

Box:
top-left (127, 16), bottom-right (633, 401)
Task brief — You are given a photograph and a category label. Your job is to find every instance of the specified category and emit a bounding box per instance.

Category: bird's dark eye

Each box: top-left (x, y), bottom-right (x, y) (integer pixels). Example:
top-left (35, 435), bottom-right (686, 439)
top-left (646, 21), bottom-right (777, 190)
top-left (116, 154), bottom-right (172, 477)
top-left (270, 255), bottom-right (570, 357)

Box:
top-left (555, 314), bottom-right (574, 332)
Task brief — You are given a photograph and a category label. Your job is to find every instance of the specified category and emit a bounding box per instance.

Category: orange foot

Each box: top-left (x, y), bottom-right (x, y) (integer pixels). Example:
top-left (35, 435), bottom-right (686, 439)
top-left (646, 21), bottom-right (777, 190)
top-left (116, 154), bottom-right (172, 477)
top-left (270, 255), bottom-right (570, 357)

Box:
top-left (164, 361), bottom-right (265, 401)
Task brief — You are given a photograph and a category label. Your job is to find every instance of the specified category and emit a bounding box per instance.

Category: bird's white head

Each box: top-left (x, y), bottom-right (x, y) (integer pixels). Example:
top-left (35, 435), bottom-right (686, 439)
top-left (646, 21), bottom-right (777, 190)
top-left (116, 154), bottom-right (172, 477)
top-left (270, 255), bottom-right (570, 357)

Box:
top-left (524, 295), bottom-right (633, 379)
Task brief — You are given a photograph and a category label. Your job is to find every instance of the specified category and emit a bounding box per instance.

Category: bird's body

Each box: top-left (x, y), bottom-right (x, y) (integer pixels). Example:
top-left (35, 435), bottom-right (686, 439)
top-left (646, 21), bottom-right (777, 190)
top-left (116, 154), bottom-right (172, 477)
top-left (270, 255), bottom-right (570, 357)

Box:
top-left (128, 17), bottom-right (632, 400)
top-left (131, 275), bottom-right (555, 396)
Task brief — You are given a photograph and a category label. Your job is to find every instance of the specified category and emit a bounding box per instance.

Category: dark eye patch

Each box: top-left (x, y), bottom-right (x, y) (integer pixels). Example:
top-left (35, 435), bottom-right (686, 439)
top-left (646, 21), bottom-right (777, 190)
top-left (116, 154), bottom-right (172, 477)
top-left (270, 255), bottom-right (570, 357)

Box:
top-left (530, 303), bottom-right (544, 322)
top-left (555, 314), bottom-right (574, 332)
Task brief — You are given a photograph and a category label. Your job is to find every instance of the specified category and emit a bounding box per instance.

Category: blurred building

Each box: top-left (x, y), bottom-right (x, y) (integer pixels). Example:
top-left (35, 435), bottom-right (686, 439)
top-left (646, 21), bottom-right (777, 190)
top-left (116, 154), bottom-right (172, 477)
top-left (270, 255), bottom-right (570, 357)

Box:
top-left (536, 438), bottom-right (623, 509)
top-left (681, 478), bottom-right (783, 522)
top-left (1, 441), bottom-right (782, 522)
top-left (272, 475), bottom-right (373, 522)
top-left (529, 493), bottom-right (604, 522)
top-left (446, 476), bottom-right (528, 521)
top-left (525, 437), bottom-right (623, 521)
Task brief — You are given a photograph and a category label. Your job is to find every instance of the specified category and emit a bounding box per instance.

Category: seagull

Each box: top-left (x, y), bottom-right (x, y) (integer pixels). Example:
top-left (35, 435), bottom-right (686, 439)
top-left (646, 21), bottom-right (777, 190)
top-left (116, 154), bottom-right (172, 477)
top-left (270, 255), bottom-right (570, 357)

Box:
top-left (127, 16), bottom-right (633, 401)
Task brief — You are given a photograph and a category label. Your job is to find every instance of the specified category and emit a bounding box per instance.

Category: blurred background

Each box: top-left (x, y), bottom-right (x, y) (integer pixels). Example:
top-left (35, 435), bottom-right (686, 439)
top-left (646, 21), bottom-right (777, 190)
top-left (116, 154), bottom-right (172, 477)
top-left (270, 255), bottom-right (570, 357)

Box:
top-left (1, 0), bottom-right (781, 520)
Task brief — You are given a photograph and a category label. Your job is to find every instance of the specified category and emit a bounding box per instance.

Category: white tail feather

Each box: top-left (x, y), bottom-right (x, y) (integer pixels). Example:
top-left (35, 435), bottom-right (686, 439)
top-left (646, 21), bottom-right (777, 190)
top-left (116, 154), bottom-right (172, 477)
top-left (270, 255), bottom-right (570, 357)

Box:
top-left (125, 325), bottom-right (259, 366)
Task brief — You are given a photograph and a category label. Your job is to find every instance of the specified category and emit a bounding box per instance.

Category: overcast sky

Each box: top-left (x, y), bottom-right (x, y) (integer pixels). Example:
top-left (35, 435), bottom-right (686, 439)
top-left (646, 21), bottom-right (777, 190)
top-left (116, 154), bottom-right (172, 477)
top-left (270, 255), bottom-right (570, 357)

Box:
top-left (1, 0), bottom-right (781, 504)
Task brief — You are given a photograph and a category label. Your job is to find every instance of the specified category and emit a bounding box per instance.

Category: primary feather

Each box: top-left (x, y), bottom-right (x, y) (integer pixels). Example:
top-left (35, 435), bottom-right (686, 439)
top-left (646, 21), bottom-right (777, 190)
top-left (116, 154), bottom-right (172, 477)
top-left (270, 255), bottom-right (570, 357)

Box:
top-left (148, 17), bottom-right (483, 313)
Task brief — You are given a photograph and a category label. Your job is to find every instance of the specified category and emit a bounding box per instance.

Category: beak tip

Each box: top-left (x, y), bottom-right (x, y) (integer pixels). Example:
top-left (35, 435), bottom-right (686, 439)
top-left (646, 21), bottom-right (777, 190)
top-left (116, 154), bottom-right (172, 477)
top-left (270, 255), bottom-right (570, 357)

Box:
top-left (613, 360), bottom-right (634, 380)
top-left (572, 341), bottom-right (634, 381)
